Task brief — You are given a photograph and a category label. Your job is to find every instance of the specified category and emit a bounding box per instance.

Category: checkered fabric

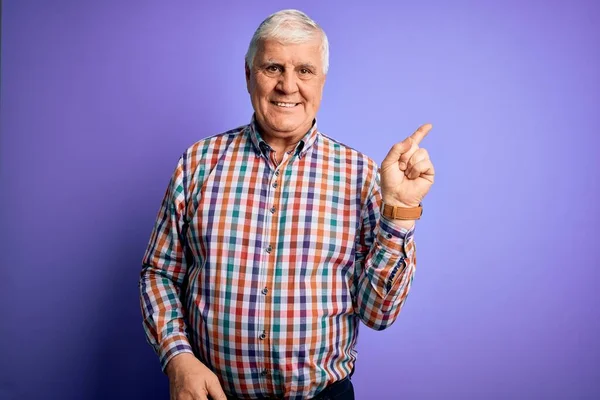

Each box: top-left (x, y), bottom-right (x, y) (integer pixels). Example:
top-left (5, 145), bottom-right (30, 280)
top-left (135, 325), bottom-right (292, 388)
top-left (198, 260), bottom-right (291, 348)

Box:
top-left (140, 117), bottom-right (416, 399)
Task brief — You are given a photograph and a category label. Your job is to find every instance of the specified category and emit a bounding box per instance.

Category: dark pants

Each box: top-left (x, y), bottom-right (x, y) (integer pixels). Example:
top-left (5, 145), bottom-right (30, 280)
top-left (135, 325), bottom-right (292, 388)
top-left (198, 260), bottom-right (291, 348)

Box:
top-left (226, 375), bottom-right (355, 400)
top-left (310, 376), bottom-right (354, 400)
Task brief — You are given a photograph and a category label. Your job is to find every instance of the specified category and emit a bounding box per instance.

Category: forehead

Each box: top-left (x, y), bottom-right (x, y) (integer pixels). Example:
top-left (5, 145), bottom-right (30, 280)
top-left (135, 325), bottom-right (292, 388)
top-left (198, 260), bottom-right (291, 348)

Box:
top-left (255, 38), bottom-right (322, 66)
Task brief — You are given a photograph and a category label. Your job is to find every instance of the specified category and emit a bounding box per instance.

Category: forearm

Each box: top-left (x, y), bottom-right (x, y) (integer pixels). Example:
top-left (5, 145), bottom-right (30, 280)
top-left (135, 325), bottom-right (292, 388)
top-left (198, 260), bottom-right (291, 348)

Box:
top-left (140, 265), bottom-right (193, 371)
top-left (354, 218), bottom-right (416, 330)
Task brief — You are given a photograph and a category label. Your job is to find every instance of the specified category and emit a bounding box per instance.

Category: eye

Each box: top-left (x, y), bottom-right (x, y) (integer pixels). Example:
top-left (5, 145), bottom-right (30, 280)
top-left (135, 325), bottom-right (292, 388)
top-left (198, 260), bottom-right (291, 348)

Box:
top-left (266, 65), bottom-right (281, 73)
top-left (299, 68), bottom-right (311, 75)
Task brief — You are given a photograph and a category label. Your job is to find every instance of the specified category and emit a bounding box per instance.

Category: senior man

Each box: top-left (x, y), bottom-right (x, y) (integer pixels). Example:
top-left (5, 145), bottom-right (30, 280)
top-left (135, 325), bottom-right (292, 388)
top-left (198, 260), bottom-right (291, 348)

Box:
top-left (140, 9), bottom-right (435, 400)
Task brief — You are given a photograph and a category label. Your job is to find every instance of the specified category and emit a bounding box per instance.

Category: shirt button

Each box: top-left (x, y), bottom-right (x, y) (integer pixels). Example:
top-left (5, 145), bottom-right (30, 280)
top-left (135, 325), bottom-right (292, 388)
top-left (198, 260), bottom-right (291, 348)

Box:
top-left (259, 331), bottom-right (266, 340)
top-left (261, 369), bottom-right (268, 376)
top-left (266, 245), bottom-right (272, 253)
top-left (262, 287), bottom-right (268, 295)
top-left (270, 207), bottom-right (276, 214)
top-left (272, 182), bottom-right (278, 188)
top-left (386, 233), bottom-right (392, 239)
top-left (274, 170), bottom-right (280, 176)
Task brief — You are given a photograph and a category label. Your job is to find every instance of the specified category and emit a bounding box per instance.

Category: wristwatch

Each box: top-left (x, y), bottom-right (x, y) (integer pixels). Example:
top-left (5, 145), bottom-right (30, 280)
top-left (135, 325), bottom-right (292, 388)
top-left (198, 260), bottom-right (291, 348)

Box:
top-left (381, 203), bottom-right (423, 220)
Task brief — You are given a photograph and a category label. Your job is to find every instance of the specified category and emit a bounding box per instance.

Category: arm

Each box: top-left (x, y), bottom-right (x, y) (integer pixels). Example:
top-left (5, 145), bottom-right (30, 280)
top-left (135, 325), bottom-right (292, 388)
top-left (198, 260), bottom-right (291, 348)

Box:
top-left (354, 122), bottom-right (435, 330)
top-left (139, 156), bottom-right (194, 371)
top-left (353, 170), bottom-right (417, 331)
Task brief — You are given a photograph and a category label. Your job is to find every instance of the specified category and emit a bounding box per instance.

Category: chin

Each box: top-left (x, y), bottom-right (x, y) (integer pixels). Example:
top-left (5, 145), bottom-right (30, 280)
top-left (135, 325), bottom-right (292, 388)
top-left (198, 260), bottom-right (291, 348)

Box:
top-left (266, 119), bottom-right (304, 134)
top-left (267, 127), bottom-right (297, 137)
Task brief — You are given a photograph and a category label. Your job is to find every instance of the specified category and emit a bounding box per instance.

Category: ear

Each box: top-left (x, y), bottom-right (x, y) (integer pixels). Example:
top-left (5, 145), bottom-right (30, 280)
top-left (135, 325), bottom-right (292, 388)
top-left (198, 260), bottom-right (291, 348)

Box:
top-left (245, 63), bottom-right (251, 94)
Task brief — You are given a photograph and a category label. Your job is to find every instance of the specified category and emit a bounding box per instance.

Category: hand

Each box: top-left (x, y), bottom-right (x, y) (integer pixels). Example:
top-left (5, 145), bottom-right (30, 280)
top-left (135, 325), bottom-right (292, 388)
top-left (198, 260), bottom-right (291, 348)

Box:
top-left (380, 123), bottom-right (435, 208)
top-left (166, 353), bottom-right (227, 400)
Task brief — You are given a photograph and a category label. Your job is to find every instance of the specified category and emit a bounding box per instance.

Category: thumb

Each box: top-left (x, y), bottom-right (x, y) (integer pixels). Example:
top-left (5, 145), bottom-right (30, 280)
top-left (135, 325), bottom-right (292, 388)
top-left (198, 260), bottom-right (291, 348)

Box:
top-left (382, 138), bottom-right (412, 167)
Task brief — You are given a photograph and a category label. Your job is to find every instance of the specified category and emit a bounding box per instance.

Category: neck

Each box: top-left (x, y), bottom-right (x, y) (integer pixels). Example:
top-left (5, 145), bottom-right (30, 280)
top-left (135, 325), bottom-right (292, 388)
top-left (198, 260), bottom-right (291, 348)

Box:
top-left (268, 139), bottom-right (300, 155)
top-left (255, 121), bottom-right (312, 155)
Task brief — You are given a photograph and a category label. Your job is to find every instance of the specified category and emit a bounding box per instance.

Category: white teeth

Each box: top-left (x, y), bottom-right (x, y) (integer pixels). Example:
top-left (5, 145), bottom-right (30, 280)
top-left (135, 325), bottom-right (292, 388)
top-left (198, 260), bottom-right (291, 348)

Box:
top-left (274, 102), bottom-right (297, 108)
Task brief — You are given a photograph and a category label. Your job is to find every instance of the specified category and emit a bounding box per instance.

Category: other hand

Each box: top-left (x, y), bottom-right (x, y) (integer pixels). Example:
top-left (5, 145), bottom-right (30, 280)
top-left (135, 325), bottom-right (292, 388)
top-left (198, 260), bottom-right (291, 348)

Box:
top-left (166, 353), bottom-right (227, 400)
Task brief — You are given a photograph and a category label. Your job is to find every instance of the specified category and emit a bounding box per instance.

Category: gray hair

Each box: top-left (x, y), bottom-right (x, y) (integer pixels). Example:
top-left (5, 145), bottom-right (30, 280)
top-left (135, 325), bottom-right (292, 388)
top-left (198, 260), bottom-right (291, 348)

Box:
top-left (245, 9), bottom-right (330, 74)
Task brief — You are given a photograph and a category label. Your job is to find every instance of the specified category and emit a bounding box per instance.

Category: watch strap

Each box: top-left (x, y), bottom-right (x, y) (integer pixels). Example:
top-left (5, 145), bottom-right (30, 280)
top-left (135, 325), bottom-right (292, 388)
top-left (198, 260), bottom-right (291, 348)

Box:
top-left (381, 203), bottom-right (423, 220)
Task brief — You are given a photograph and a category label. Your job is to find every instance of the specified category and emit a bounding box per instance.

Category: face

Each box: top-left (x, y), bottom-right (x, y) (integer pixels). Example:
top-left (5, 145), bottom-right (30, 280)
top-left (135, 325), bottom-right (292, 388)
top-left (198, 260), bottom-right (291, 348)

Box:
top-left (246, 37), bottom-right (326, 144)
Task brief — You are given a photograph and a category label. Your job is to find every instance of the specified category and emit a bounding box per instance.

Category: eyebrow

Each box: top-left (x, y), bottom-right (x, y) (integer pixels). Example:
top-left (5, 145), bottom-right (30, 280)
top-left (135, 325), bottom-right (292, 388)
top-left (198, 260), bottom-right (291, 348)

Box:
top-left (261, 60), bottom-right (317, 70)
top-left (297, 63), bottom-right (317, 70)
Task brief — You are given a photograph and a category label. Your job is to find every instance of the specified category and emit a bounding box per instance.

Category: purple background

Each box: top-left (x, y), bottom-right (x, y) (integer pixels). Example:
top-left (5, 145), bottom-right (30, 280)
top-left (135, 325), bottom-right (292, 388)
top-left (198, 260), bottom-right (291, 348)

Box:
top-left (1, 1), bottom-right (599, 399)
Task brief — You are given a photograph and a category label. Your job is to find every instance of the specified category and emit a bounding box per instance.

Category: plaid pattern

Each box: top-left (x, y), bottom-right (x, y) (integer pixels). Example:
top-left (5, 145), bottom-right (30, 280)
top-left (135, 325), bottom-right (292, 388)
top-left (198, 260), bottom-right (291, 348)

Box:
top-left (140, 117), bottom-right (416, 399)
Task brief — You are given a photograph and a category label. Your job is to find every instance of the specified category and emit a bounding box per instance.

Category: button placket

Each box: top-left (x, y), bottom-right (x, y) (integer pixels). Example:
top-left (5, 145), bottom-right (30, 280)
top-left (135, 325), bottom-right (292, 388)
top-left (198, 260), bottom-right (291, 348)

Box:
top-left (271, 167), bottom-right (280, 189)
top-left (260, 162), bottom-right (287, 390)
top-left (256, 163), bottom-right (275, 392)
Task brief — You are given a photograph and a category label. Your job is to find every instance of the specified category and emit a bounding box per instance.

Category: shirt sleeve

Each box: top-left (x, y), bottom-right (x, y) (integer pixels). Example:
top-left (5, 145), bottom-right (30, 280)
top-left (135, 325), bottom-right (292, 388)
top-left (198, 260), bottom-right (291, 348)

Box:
top-left (353, 168), bottom-right (417, 330)
top-left (139, 155), bottom-right (194, 371)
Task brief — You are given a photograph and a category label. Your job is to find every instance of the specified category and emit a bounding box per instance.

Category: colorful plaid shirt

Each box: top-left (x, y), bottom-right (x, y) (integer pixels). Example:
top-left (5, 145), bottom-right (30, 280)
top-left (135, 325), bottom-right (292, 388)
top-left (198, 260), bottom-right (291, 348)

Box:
top-left (140, 117), bottom-right (417, 399)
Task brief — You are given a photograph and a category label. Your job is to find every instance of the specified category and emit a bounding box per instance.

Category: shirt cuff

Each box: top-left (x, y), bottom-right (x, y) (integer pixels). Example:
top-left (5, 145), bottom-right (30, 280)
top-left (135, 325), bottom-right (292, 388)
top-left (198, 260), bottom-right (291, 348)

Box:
top-left (377, 216), bottom-right (415, 255)
top-left (159, 333), bottom-right (194, 372)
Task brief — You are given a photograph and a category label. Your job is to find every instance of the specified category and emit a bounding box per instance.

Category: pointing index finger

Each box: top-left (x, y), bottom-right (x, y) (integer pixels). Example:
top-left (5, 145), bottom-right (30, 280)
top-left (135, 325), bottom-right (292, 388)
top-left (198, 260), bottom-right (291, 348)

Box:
top-left (410, 123), bottom-right (433, 145)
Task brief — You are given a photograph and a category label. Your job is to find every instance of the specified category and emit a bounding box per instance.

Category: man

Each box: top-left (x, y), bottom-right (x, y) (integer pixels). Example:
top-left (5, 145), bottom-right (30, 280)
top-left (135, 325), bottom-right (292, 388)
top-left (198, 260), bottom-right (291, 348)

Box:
top-left (140, 9), bottom-right (434, 400)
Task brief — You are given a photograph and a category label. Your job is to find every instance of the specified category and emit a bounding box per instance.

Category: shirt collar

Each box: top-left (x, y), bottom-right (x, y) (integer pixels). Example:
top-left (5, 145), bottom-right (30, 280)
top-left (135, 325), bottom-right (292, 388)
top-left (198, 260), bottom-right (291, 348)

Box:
top-left (247, 114), bottom-right (319, 159)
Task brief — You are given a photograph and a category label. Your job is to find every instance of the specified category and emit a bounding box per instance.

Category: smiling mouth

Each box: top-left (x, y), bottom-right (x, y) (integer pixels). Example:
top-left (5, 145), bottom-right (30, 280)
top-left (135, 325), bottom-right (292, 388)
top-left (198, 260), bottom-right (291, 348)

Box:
top-left (271, 101), bottom-right (300, 108)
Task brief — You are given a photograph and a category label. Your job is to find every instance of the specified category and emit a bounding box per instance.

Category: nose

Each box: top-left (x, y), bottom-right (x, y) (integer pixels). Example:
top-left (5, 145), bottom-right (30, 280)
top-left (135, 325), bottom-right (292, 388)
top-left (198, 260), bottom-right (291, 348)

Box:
top-left (276, 70), bottom-right (299, 94)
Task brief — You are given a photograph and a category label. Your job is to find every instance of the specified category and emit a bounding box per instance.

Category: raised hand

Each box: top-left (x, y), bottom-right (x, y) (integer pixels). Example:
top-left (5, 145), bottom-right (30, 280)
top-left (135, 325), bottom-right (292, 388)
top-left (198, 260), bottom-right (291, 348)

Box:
top-left (380, 123), bottom-right (435, 208)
